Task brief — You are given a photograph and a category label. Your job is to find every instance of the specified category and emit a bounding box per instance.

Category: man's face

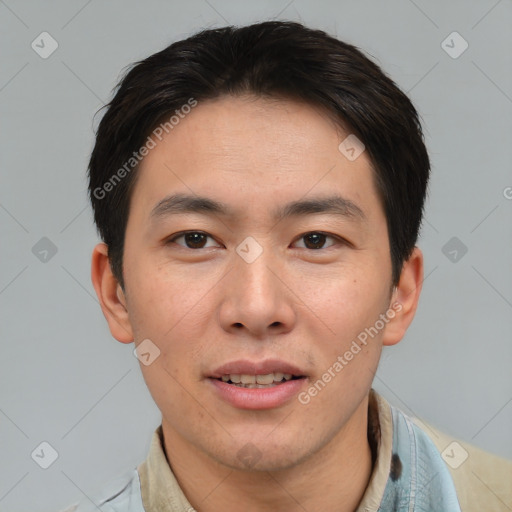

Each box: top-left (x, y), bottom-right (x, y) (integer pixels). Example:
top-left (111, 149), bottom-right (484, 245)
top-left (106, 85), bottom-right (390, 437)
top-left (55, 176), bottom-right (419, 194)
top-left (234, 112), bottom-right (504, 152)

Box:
top-left (121, 95), bottom-right (394, 470)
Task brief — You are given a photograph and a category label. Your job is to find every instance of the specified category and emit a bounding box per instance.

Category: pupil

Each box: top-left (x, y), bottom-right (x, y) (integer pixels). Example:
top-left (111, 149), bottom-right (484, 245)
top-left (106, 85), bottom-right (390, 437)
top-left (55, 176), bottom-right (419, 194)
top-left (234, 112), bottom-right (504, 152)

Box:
top-left (305, 233), bottom-right (325, 249)
top-left (185, 233), bottom-right (206, 248)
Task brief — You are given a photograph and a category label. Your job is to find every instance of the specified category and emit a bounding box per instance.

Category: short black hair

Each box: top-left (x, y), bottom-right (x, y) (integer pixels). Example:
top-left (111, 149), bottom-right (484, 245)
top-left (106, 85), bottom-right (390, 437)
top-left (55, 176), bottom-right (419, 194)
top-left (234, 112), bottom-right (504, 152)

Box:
top-left (88, 20), bottom-right (430, 290)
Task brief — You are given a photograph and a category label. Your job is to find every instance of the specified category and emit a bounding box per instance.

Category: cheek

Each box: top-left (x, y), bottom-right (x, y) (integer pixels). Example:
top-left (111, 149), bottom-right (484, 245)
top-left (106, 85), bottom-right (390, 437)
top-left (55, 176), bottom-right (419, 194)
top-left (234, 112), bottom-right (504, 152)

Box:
top-left (125, 255), bottom-right (205, 335)
top-left (295, 261), bottom-right (389, 339)
top-left (141, 359), bottom-right (199, 429)
top-left (295, 263), bottom-right (389, 401)
top-left (127, 267), bottom-right (214, 375)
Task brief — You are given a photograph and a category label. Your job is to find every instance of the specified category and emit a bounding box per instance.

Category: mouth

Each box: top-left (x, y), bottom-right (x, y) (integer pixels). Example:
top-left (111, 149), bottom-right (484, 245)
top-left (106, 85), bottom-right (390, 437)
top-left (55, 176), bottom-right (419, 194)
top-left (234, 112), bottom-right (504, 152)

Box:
top-left (207, 359), bottom-right (308, 409)
top-left (214, 372), bottom-right (305, 389)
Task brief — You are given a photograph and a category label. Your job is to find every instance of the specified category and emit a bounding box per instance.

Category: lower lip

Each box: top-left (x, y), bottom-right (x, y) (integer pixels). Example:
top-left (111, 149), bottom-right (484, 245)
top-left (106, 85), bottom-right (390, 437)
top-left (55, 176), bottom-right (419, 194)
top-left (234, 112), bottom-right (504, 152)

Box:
top-left (208, 378), bottom-right (306, 410)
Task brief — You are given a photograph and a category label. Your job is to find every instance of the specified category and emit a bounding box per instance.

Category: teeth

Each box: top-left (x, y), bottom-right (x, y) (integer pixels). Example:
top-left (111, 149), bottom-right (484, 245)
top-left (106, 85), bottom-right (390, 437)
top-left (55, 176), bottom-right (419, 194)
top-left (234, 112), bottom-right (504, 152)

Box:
top-left (256, 374), bottom-right (274, 385)
top-left (219, 372), bottom-right (297, 386)
top-left (240, 374), bottom-right (256, 384)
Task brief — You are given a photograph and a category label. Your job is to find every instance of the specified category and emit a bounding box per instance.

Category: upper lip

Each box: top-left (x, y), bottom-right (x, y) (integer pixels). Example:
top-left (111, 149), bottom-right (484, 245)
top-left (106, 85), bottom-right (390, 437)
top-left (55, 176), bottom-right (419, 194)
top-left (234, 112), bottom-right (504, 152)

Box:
top-left (209, 359), bottom-right (306, 379)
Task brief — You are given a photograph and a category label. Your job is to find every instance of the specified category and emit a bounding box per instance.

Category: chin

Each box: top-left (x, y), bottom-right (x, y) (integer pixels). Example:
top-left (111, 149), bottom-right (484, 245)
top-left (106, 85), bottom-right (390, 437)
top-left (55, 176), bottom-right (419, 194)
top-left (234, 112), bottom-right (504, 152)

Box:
top-left (211, 438), bottom-right (313, 473)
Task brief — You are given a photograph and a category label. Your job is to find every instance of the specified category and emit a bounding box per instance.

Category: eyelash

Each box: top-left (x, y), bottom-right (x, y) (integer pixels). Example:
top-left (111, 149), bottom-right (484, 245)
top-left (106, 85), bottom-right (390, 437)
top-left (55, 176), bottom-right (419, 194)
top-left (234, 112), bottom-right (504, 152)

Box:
top-left (165, 231), bottom-right (347, 250)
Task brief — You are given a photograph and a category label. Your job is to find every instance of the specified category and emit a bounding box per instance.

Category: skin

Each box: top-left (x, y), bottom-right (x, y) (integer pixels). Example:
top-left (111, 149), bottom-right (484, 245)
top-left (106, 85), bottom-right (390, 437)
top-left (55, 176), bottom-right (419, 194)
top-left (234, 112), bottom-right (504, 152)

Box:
top-left (92, 95), bottom-right (423, 512)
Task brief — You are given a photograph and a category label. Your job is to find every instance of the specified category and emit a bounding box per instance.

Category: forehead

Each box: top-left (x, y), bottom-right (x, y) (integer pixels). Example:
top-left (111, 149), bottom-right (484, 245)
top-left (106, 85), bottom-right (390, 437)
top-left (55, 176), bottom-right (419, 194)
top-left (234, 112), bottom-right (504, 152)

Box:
top-left (152, 95), bottom-right (347, 168)
top-left (129, 94), bottom-right (382, 222)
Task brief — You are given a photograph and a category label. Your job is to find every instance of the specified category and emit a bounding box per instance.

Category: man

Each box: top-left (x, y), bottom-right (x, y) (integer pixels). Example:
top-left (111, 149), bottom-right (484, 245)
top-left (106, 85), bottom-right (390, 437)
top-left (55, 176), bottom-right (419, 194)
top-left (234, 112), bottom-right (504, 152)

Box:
top-left (76, 21), bottom-right (510, 512)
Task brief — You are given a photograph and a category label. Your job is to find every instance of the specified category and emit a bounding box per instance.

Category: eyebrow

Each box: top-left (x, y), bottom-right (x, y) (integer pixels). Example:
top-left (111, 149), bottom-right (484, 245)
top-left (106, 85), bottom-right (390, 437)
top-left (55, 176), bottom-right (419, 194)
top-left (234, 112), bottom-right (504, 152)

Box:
top-left (149, 193), bottom-right (366, 223)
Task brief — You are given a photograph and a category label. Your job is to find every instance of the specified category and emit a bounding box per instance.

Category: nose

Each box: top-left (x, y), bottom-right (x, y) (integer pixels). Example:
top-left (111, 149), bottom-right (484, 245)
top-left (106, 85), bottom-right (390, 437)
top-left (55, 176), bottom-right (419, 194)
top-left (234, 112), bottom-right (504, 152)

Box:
top-left (218, 249), bottom-right (297, 338)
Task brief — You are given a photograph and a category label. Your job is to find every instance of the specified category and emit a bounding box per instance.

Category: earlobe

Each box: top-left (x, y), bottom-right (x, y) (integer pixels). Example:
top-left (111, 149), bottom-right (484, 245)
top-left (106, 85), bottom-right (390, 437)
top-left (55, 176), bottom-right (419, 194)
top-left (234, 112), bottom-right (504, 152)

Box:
top-left (91, 243), bottom-right (134, 344)
top-left (382, 247), bottom-right (424, 347)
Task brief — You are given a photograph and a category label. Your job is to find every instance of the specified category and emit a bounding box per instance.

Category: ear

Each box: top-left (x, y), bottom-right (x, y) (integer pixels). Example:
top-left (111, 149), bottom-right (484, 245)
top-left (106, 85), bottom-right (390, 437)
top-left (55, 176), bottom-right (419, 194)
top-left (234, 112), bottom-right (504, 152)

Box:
top-left (91, 242), bottom-right (134, 344)
top-left (382, 247), bottom-right (424, 346)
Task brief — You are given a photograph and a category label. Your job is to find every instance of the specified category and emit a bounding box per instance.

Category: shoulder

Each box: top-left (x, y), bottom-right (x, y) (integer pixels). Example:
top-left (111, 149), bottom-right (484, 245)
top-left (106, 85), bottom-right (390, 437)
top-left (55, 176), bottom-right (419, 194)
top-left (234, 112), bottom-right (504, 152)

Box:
top-left (412, 417), bottom-right (512, 512)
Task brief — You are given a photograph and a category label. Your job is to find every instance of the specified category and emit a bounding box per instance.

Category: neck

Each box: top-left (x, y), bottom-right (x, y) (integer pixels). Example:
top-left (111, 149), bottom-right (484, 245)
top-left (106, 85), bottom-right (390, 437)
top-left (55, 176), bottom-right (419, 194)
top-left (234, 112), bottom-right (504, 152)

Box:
top-left (162, 396), bottom-right (373, 512)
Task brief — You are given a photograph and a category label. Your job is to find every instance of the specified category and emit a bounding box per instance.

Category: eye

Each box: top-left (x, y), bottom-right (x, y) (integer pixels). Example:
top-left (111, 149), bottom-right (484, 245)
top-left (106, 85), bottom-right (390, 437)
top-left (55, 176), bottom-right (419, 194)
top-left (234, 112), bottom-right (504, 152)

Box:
top-left (167, 231), bottom-right (220, 249)
top-left (293, 232), bottom-right (341, 250)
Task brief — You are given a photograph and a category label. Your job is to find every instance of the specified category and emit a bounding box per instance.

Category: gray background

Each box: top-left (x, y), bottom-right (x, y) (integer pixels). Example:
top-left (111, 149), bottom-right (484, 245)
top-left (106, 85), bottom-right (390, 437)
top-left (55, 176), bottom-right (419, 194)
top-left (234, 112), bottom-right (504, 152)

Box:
top-left (1, 0), bottom-right (511, 511)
